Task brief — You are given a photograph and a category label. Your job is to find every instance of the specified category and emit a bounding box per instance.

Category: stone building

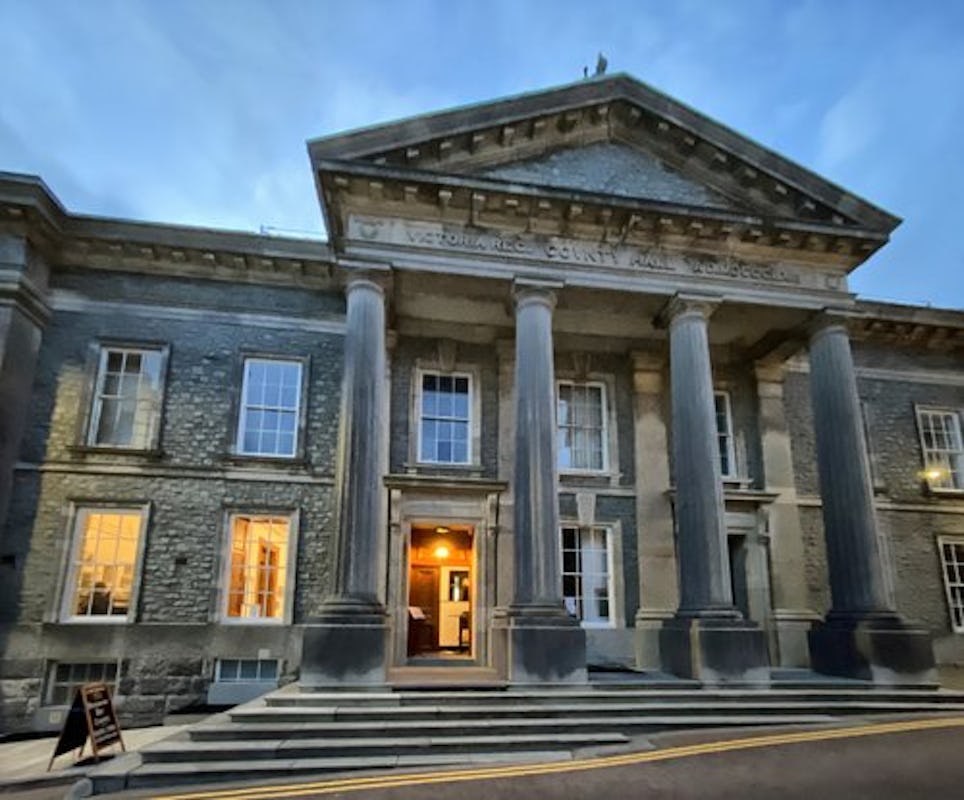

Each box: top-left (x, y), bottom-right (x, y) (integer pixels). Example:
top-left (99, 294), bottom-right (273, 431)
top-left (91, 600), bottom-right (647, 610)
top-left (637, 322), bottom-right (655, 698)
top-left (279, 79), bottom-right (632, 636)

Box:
top-left (1, 74), bottom-right (962, 733)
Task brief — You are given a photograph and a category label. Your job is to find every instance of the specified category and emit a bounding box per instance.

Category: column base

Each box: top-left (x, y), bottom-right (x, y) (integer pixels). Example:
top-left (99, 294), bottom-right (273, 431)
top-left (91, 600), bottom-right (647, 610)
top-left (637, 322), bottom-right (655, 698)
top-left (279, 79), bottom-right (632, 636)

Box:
top-left (809, 612), bottom-right (936, 685)
top-left (494, 605), bottom-right (587, 685)
top-left (300, 598), bottom-right (390, 689)
top-left (660, 613), bottom-right (770, 685)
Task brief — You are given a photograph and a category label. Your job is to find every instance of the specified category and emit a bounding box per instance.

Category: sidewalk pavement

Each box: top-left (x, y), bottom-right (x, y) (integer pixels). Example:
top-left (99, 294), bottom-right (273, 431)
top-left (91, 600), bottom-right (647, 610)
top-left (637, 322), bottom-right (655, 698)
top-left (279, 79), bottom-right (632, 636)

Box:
top-left (0, 722), bottom-right (188, 797)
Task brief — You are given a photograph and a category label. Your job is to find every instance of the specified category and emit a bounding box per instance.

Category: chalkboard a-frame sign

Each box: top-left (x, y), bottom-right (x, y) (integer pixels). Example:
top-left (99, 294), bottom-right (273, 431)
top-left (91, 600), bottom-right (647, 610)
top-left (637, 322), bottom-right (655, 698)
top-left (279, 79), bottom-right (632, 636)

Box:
top-left (47, 682), bottom-right (126, 770)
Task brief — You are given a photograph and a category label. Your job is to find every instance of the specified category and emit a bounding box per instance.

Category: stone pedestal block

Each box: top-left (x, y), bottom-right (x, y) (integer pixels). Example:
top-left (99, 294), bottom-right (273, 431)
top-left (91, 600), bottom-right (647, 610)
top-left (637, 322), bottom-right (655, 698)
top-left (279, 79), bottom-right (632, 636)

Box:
top-left (300, 601), bottom-right (389, 688)
top-left (499, 607), bottom-right (587, 685)
top-left (771, 610), bottom-right (820, 668)
top-left (634, 610), bottom-right (672, 670)
top-left (809, 613), bottom-right (937, 685)
top-left (660, 616), bottom-right (770, 685)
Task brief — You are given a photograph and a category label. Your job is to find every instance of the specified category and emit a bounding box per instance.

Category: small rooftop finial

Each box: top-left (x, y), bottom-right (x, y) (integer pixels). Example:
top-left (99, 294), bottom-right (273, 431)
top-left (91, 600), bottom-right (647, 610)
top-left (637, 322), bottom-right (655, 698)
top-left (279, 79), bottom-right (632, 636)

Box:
top-left (595, 52), bottom-right (608, 76)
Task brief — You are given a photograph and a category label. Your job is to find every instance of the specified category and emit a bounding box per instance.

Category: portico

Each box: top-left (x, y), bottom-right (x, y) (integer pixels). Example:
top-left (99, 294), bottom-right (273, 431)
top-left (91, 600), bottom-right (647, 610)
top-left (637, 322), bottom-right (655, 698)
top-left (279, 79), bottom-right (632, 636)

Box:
top-left (299, 73), bottom-right (936, 687)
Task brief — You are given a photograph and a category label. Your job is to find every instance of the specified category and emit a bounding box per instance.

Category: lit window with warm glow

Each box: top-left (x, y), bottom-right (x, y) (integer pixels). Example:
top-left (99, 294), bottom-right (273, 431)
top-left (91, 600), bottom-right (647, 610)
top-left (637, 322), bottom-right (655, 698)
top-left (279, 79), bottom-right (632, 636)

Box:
top-left (916, 407), bottom-right (964, 491)
top-left (225, 516), bottom-right (291, 621)
top-left (63, 509), bottom-right (144, 621)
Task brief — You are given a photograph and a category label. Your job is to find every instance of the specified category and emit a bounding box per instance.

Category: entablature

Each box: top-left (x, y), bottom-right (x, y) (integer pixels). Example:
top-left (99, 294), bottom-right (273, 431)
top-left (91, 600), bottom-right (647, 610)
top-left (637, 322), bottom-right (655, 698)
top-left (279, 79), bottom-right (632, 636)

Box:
top-left (316, 159), bottom-right (886, 270)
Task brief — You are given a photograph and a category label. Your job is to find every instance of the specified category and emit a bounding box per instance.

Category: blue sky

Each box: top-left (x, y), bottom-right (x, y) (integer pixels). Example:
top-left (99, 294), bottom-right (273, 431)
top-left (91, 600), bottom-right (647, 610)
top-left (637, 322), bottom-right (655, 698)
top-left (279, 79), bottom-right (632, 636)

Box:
top-left (1, 0), bottom-right (962, 307)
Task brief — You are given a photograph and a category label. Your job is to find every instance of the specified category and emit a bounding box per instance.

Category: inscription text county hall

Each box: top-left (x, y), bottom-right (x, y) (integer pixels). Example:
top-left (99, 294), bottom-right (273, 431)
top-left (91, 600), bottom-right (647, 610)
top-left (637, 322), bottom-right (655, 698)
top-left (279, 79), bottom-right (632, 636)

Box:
top-left (351, 217), bottom-right (818, 288)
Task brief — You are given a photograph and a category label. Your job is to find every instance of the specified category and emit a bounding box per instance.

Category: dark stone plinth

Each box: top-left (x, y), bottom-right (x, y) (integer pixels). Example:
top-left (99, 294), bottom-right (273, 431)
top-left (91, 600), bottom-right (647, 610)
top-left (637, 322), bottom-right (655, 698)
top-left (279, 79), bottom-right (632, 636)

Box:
top-left (300, 599), bottom-right (389, 688)
top-left (809, 613), bottom-right (936, 685)
top-left (497, 606), bottom-right (587, 685)
top-left (660, 615), bottom-right (770, 685)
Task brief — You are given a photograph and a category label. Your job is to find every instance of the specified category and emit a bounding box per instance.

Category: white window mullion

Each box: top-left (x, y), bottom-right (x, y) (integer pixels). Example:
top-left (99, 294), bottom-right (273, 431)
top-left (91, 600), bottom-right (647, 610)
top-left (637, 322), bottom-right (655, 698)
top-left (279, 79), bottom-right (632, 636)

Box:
top-left (417, 371), bottom-right (471, 465)
top-left (939, 538), bottom-right (964, 632)
top-left (557, 381), bottom-right (607, 473)
top-left (713, 391), bottom-right (736, 479)
top-left (560, 524), bottom-right (613, 627)
top-left (237, 358), bottom-right (302, 458)
top-left (88, 346), bottom-right (165, 449)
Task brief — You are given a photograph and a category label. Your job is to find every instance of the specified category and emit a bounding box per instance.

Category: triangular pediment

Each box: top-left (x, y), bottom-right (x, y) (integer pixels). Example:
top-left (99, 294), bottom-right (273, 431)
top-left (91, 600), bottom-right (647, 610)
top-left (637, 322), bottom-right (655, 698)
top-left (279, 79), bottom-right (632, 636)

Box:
top-left (476, 141), bottom-right (745, 212)
top-left (309, 74), bottom-right (899, 235)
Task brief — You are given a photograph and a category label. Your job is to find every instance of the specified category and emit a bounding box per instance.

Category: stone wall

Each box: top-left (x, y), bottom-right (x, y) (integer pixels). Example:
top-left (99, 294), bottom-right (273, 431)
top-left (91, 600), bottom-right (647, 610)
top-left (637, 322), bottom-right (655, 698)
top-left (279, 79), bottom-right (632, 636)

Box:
top-left (0, 269), bottom-right (344, 732)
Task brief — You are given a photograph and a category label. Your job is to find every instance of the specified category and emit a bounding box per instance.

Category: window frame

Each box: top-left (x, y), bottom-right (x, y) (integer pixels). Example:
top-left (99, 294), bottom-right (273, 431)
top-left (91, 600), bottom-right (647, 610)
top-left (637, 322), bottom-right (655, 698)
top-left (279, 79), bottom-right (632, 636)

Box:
top-left (556, 380), bottom-right (610, 475)
top-left (45, 660), bottom-right (121, 706)
top-left (713, 390), bottom-right (738, 480)
top-left (915, 406), bottom-right (964, 494)
top-left (414, 369), bottom-right (474, 466)
top-left (559, 524), bottom-right (615, 629)
top-left (58, 503), bottom-right (150, 624)
top-left (219, 510), bottom-right (299, 626)
top-left (235, 356), bottom-right (306, 460)
top-left (85, 343), bottom-right (169, 451)
top-left (938, 536), bottom-right (964, 633)
top-left (215, 658), bottom-right (280, 683)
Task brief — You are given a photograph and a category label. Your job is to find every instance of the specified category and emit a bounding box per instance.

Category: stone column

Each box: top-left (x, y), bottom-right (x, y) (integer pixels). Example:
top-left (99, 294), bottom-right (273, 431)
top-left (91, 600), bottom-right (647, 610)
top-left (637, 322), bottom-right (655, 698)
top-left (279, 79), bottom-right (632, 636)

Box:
top-left (0, 234), bottom-right (49, 539)
top-left (302, 273), bottom-right (390, 687)
top-left (630, 352), bottom-right (677, 669)
top-left (807, 314), bottom-right (934, 683)
top-left (657, 295), bottom-right (768, 684)
top-left (754, 362), bottom-right (819, 667)
top-left (501, 280), bottom-right (585, 684)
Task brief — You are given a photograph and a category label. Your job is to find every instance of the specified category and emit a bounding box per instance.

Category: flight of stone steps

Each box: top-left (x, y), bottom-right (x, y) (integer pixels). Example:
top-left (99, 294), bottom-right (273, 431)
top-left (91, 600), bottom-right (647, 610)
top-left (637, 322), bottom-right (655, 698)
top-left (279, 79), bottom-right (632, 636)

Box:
top-left (89, 680), bottom-right (964, 793)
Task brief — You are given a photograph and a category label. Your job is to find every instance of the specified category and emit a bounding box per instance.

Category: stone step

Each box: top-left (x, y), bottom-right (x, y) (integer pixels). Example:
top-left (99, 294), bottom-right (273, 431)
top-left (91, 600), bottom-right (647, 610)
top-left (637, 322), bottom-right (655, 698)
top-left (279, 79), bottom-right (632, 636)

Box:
top-left (102, 750), bottom-right (573, 791)
top-left (140, 731), bottom-right (630, 762)
top-left (273, 688), bottom-right (963, 707)
top-left (191, 713), bottom-right (836, 742)
top-left (235, 699), bottom-right (964, 724)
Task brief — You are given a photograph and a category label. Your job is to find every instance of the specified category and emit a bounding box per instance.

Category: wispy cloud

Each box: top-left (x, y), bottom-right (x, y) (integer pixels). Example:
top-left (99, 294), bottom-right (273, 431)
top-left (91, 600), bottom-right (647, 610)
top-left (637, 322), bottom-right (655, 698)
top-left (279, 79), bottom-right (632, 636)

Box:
top-left (0, 0), bottom-right (961, 305)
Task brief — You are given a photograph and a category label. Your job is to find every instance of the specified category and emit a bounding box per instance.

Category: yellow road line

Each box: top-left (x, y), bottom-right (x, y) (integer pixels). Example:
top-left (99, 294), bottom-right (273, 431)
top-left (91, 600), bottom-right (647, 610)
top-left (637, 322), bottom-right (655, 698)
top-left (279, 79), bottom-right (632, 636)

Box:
top-left (151, 715), bottom-right (964, 800)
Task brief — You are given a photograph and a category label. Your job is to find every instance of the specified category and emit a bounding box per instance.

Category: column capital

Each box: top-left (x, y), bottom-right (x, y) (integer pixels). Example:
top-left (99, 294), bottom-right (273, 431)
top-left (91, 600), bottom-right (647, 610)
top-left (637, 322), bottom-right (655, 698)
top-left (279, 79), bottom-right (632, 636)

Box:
top-left (512, 278), bottom-right (562, 311)
top-left (655, 292), bottom-right (721, 329)
top-left (343, 276), bottom-right (386, 297)
top-left (807, 307), bottom-right (859, 343)
top-left (337, 257), bottom-right (393, 294)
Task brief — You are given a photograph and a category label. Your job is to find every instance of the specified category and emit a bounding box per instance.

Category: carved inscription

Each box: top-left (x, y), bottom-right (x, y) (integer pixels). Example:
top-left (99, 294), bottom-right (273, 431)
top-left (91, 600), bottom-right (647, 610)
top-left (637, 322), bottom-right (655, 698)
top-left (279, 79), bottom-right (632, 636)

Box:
top-left (351, 216), bottom-right (820, 289)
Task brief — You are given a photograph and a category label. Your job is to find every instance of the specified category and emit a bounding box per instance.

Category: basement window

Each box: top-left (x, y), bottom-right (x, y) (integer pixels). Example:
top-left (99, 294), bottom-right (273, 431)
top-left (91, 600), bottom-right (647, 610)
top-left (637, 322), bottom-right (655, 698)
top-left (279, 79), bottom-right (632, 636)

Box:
top-left (46, 661), bottom-right (119, 705)
top-left (215, 659), bottom-right (279, 683)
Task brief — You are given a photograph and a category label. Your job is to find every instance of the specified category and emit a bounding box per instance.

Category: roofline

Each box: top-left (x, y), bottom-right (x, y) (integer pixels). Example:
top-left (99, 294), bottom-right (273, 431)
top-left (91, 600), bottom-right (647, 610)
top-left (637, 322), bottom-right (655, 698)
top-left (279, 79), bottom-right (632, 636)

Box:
top-left (0, 171), bottom-right (332, 261)
top-left (307, 73), bottom-right (900, 234)
top-left (853, 297), bottom-right (964, 327)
